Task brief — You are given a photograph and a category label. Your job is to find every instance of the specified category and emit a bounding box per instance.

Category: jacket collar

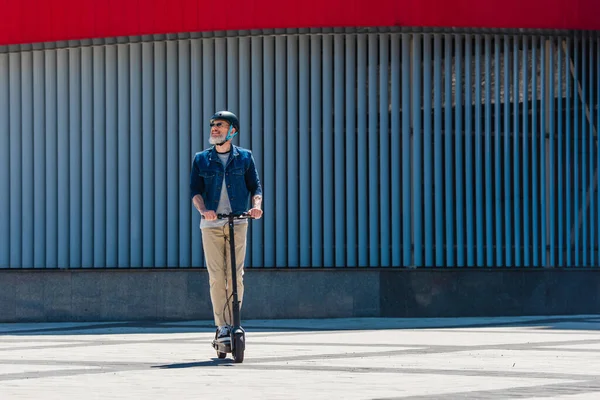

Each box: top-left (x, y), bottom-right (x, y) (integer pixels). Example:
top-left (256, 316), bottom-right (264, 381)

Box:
top-left (208, 144), bottom-right (239, 164)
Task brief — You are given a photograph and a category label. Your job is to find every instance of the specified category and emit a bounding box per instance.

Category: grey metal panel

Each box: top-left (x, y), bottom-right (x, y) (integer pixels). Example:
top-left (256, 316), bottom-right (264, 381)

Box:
top-left (130, 42), bottom-right (143, 268)
top-left (263, 35), bottom-right (275, 267)
top-left (238, 36), bottom-right (252, 265)
top-left (81, 46), bottom-right (94, 268)
top-left (322, 34), bottom-right (334, 268)
top-left (275, 35), bottom-right (287, 267)
top-left (345, 34), bottom-right (357, 268)
top-left (250, 35), bottom-right (264, 268)
top-left (45, 49), bottom-right (57, 269)
top-left (9, 52), bottom-right (22, 268)
top-left (57, 48), bottom-right (70, 268)
top-left (287, 34), bottom-right (299, 268)
top-left (190, 39), bottom-right (203, 268)
top-left (33, 50), bottom-right (46, 268)
top-left (93, 46), bottom-right (106, 268)
top-left (310, 34), bottom-right (323, 267)
top-left (106, 44), bottom-right (118, 268)
top-left (69, 47), bottom-right (82, 268)
top-left (357, 34), bottom-right (369, 267)
top-left (21, 51), bottom-right (34, 269)
top-left (166, 40), bottom-right (179, 268)
top-left (117, 43), bottom-right (131, 268)
top-left (142, 41), bottom-right (155, 268)
top-left (154, 41), bottom-right (167, 267)
top-left (178, 40), bottom-right (191, 268)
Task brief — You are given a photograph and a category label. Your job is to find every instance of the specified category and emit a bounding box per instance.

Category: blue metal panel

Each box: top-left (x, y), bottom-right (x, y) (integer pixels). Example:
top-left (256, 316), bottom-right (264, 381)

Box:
top-left (454, 35), bottom-right (464, 267)
top-left (299, 34), bottom-right (310, 267)
top-left (531, 38), bottom-right (539, 266)
top-left (557, 40), bottom-right (563, 266)
top-left (288, 34), bottom-right (300, 267)
top-left (401, 33), bottom-right (412, 267)
top-left (549, 39), bottom-right (556, 267)
top-left (566, 37), bottom-right (572, 266)
top-left (445, 34), bottom-right (454, 266)
top-left (540, 41), bottom-right (547, 267)
top-left (0, 31), bottom-right (599, 269)
top-left (413, 34), bottom-right (423, 267)
top-left (334, 34), bottom-right (345, 267)
top-left (522, 38), bottom-right (530, 266)
top-left (424, 33), bottom-right (434, 266)
top-left (574, 37), bottom-right (580, 266)
top-left (512, 37), bottom-right (520, 266)
top-left (154, 42), bottom-right (167, 267)
top-left (9, 52), bottom-right (21, 268)
top-left (485, 35), bottom-right (493, 265)
top-left (475, 35), bottom-right (483, 266)
top-left (346, 34), bottom-right (358, 267)
top-left (494, 36), bottom-right (503, 266)
top-left (357, 34), bottom-right (368, 266)
top-left (581, 37), bottom-right (587, 266)
top-left (368, 33), bottom-right (379, 267)
top-left (379, 33), bottom-right (390, 267)
top-left (465, 35), bottom-right (475, 266)
top-left (434, 34), bottom-right (444, 266)
top-left (323, 34), bottom-right (334, 267)
top-left (0, 54), bottom-right (8, 268)
top-left (588, 39), bottom-right (598, 266)
top-left (275, 35), bottom-right (288, 267)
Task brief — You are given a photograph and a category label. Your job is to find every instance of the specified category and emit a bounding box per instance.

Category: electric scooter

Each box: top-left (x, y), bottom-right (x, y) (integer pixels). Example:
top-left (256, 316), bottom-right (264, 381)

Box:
top-left (210, 212), bottom-right (254, 363)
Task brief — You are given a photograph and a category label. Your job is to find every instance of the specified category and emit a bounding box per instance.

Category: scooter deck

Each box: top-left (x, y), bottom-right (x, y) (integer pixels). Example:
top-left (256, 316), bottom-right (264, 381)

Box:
top-left (212, 339), bottom-right (232, 354)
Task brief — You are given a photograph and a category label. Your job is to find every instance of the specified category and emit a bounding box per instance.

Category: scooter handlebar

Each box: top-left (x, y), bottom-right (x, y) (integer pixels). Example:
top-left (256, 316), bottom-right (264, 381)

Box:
top-left (200, 211), bottom-right (256, 220)
top-left (216, 212), bottom-right (255, 220)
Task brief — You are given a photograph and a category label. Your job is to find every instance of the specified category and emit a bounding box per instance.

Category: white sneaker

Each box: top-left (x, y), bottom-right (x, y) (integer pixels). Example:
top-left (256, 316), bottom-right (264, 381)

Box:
top-left (216, 326), bottom-right (231, 343)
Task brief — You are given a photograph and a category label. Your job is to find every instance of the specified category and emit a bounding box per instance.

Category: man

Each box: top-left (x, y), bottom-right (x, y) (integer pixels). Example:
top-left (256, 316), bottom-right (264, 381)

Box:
top-left (189, 110), bottom-right (263, 345)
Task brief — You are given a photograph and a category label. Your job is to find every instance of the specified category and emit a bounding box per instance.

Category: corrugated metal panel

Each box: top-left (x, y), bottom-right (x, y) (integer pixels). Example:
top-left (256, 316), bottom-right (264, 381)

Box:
top-left (1, 30), bottom-right (599, 268)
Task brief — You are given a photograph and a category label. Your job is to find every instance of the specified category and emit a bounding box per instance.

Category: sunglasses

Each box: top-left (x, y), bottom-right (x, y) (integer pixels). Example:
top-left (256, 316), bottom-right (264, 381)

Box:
top-left (209, 122), bottom-right (229, 128)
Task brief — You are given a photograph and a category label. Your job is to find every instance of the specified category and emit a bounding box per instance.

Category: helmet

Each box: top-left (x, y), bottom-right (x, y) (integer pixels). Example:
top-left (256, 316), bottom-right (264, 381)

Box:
top-left (210, 111), bottom-right (240, 135)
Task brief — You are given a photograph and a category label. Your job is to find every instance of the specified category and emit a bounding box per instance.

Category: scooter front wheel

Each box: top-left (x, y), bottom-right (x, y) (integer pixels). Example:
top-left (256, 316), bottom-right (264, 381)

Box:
top-left (232, 334), bottom-right (245, 363)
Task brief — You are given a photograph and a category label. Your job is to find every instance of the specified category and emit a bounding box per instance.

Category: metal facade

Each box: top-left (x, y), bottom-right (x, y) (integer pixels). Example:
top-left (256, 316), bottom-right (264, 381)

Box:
top-left (1, 29), bottom-right (598, 268)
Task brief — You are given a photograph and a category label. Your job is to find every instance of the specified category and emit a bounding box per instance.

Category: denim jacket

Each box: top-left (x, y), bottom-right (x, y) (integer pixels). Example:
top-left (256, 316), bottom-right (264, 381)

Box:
top-left (189, 145), bottom-right (262, 214)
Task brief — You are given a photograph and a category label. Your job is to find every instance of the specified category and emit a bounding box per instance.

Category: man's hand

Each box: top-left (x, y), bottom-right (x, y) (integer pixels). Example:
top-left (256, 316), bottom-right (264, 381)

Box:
top-left (248, 208), bottom-right (263, 219)
top-left (201, 210), bottom-right (218, 221)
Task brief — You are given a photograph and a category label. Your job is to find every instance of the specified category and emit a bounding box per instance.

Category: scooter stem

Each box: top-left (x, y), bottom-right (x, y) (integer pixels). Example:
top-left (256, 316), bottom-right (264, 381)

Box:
top-left (228, 214), bottom-right (241, 328)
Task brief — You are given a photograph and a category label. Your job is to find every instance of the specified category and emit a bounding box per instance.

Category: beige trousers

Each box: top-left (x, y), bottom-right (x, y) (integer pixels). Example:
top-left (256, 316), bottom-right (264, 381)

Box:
top-left (201, 223), bottom-right (248, 327)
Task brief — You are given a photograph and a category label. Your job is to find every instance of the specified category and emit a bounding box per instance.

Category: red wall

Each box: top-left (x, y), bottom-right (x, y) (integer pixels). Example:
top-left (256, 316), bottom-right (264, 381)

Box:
top-left (1, 0), bottom-right (599, 46)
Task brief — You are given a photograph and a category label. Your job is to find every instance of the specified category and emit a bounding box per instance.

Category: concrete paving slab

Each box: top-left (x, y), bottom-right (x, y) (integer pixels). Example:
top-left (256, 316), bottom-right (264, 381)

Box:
top-left (0, 315), bottom-right (599, 399)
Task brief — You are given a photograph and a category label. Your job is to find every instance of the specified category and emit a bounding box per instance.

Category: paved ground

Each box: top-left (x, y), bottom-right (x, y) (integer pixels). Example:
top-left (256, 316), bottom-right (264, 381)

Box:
top-left (0, 315), bottom-right (599, 399)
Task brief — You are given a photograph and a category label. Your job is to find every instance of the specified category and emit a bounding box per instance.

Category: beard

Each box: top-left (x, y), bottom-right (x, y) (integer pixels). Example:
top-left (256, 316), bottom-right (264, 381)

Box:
top-left (209, 133), bottom-right (227, 145)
